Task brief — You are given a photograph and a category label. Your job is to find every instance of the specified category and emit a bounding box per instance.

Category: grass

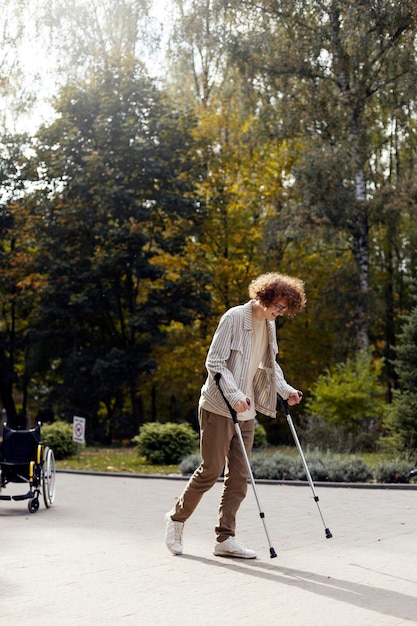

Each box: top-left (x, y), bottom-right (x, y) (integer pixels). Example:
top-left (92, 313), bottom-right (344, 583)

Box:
top-left (254, 445), bottom-right (402, 466)
top-left (55, 444), bottom-right (405, 475)
top-left (56, 445), bottom-right (180, 475)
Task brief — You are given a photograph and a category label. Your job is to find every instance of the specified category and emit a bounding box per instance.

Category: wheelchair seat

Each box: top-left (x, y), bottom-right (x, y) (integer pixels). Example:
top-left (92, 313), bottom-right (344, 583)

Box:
top-left (0, 423), bottom-right (56, 513)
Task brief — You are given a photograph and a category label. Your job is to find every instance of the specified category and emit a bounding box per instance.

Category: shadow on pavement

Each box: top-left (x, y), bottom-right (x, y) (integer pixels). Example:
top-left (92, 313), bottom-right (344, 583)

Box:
top-left (180, 554), bottom-right (417, 622)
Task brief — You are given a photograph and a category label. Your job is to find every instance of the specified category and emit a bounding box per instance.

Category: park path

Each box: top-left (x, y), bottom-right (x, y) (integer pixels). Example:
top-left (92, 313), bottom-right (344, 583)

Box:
top-left (1, 472), bottom-right (416, 625)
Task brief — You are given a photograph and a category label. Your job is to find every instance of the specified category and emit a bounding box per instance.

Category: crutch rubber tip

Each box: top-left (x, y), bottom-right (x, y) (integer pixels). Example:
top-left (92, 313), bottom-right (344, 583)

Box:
top-left (325, 528), bottom-right (333, 539)
top-left (270, 547), bottom-right (278, 558)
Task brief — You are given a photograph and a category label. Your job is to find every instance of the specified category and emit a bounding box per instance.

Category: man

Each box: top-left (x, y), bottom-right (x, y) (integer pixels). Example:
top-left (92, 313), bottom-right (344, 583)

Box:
top-left (165, 272), bottom-right (306, 558)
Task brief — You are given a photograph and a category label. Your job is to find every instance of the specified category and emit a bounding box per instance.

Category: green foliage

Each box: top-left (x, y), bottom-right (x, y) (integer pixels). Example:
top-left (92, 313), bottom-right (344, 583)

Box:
top-left (373, 459), bottom-right (415, 484)
top-left (3, 0), bottom-right (417, 450)
top-left (22, 57), bottom-right (205, 435)
top-left (305, 350), bottom-right (385, 449)
top-left (386, 303), bottom-right (417, 450)
top-left (41, 421), bottom-right (77, 460)
top-left (253, 423), bottom-right (268, 449)
top-left (132, 422), bottom-right (198, 465)
top-left (325, 456), bottom-right (373, 483)
top-left (292, 450), bottom-right (329, 481)
top-left (52, 444), bottom-right (414, 484)
top-left (302, 416), bottom-right (381, 454)
top-left (251, 452), bottom-right (300, 480)
top-left (252, 450), bottom-right (373, 482)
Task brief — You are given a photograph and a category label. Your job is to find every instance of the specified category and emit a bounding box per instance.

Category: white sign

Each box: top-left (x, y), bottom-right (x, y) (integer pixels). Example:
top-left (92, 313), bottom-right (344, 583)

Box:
top-left (72, 416), bottom-right (86, 444)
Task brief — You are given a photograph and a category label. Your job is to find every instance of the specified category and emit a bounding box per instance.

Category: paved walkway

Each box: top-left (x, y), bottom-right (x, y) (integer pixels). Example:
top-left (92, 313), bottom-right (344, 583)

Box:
top-left (1, 472), bottom-right (417, 625)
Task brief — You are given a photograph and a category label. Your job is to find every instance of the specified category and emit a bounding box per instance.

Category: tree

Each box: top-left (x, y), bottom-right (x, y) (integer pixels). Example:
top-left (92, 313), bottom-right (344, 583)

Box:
top-left (227, 0), bottom-right (417, 352)
top-left (153, 0), bottom-right (361, 423)
top-left (167, 0), bottom-right (236, 108)
top-left (0, 0), bottom-right (34, 131)
top-left (387, 296), bottom-right (417, 449)
top-left (0, 132), bottom-right (40, 427)
top-left (23, 56), bottom-right (203, 438)
top-left (39, 0), bottom-right (152, 80)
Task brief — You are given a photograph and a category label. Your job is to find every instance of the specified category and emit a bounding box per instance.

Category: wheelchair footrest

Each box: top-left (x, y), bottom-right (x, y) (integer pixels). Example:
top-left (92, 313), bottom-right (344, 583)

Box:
top-left (11, 491), bottom-right (35, 501)
top-left (0, 495), bottom-right (12, 501)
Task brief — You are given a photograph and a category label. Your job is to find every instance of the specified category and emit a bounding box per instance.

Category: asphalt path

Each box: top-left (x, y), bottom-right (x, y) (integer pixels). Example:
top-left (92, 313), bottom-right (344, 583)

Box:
top-left (1, 472), bottom-right (417, 625)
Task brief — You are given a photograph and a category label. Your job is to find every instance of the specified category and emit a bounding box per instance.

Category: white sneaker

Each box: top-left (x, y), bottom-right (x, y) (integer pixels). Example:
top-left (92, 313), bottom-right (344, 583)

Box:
top-left (165, 513), bottom-right (184, 555)
top-left (213, 536), bottom-right (256, 559)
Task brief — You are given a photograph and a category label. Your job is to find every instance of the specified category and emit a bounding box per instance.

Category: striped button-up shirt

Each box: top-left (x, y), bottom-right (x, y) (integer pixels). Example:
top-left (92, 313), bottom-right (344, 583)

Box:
top-left (200, 300), bottom-right (297, 419)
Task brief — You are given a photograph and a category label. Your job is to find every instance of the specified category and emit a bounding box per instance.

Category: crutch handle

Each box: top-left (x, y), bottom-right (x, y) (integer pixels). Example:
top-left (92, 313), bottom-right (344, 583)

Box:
top-left (278, 393), bottom-right (302, 415)
top-left (277, 394), bottom-right (290, 416)
top-left (214, 373), bottom-right (238, 423)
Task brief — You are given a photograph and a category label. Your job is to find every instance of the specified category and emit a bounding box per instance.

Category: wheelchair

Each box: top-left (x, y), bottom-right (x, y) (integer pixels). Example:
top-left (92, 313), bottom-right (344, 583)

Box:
top-left (409, 468), bottom-right (417, 483)
top-left (0, 423), bottom-right (56, 513)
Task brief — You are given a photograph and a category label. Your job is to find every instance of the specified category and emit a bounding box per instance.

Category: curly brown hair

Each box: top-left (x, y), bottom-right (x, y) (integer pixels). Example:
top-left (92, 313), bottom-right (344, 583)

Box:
top-left (248, 272), bottom-right (306, 316)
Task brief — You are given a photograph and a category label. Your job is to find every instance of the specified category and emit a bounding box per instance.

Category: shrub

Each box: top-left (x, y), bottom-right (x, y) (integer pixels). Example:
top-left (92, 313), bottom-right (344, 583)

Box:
top-left (132, 422), bottom-right (198, 465)
top-left (291, 450), bottom-right (329, 481)
top-left (305, 350), bottom-right (385, 452)
top-left (251, 452), bottom-right (299, 480)
top-left (253, 423), bottom-right (268, 449)
top-left (301, 417), bottom-right (350, 453)
top-left (326, 456), bottom-right (372, 482)
top-left (179, 453), bottom-right (201, 475)
top-left (41, 421), bottom-right (77, 460)
top-left (250, 450), bottom-right (374, 482)
top-left (373, 459), bottom-right (414, 483)
top-left (250, 454), bottom-right (282, 480)
top-left (180, 448), bottom-right (414, 484)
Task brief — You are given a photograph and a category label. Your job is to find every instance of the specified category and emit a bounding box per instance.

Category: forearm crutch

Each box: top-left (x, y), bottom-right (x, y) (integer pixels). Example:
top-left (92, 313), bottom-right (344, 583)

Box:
top-left (279, 396), bottom-right (333, 539)
top-left (214, 373), bottom-right (277, 558)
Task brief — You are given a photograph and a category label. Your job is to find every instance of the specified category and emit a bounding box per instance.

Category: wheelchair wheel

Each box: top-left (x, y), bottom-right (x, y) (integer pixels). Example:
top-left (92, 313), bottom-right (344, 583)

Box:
top-left (28, 498), bottom-right (39, 513)
top-left (42, 447), bottom-right (56, 508)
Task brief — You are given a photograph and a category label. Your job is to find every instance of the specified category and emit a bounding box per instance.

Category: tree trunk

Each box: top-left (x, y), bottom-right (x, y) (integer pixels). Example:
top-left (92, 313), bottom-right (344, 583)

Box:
top-left (0, 351), bottom-right (18, 427)
top-left (351, 172), bottom-right (370, 350)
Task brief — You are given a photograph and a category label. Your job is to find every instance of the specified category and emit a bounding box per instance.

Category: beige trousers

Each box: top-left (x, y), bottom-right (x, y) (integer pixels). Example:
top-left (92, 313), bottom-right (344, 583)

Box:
top-left (169, 408), bottom-right (254, 542)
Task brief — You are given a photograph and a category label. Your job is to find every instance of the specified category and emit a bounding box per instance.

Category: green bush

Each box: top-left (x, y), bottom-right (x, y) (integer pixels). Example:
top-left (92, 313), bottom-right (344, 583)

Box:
top-left (326, 456), bottom-right (372, 482)
top-left (305, 350), bottom-right (385, 452)
top-left (181, 449), bottom-right (414, 484)
top-left (373, 459), bottom-right (414, 483)
top-left (179, 453), bottom-right (201, 475)
top-left (301, 418), bottom-right (344, 452)
top-left (250, 455), bottom-right (282, 480)
top-left (41, 421), bottom-right (77, 460)
top-left (253, 423), bottom-right (268, 449)
top-left (291, 450), bottom-right (329, 481)
top-left (251, 452), bottom-right (299, 480)
top-left (250, 450), bottom-right (373, 482)
top-left (132, 422), bottom-right (198, 465)
top-left (145, 434), bottom-right (416, 483)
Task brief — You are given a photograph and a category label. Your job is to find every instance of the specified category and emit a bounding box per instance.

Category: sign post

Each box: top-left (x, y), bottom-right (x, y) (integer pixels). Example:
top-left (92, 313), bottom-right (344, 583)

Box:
top-left (72, 416), bottom-right (86, 461)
